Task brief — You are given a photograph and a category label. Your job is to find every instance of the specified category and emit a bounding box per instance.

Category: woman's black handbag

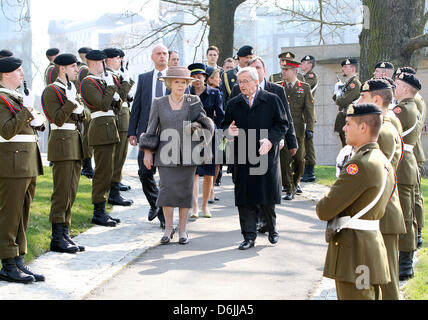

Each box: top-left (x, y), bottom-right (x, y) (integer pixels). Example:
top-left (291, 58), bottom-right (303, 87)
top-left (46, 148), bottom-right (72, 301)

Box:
top-left (139, 132), bottom-right (160, 152)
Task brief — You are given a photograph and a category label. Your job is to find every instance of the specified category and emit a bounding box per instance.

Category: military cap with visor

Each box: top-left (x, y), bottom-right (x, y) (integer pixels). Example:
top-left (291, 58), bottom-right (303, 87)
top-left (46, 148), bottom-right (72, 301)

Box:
top-left (54, 53), bottom-right (78, 66)
top-left (279, 51), bottom-right (295, 60)
top-left (0, 57), bottom-right (23, 73)
top-left (346, 103), bottom-right (382, 117)
top-left (188, 63), bottom-right (208, 77)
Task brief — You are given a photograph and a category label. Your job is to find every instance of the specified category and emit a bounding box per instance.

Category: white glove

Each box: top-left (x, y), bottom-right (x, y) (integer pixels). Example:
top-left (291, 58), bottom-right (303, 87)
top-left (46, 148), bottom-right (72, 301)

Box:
top-left (118, 69), bottom-right (130, 82)
top-left (334, 82), bottom-right (344, 97)
top-left (22, 89), bottom-right (35, 109)
top-left (30, 110), bottom-right (45, 127)
top-left (65, 82), bottom-right (78, 105)
top-left (113, 92), bottom-right (120, 102)
top-left (73, 103), bottom-right (84, 114)
top-left (336, 145), bottom-right (354, 178)
top-left (102, 72), bottom-right (115, 87)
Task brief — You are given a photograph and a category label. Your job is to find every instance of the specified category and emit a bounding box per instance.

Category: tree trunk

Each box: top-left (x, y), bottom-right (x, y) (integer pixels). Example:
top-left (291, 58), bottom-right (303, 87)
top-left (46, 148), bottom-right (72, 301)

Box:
top-left (208, 0), bottom-right (247, 65)
top-left (359, 0), bottom-right (426, 82)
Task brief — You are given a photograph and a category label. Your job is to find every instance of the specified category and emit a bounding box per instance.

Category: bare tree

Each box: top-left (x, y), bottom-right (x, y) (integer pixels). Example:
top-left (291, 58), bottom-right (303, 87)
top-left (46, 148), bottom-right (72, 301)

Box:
top-left (1, 0), bottom-right (30, 29)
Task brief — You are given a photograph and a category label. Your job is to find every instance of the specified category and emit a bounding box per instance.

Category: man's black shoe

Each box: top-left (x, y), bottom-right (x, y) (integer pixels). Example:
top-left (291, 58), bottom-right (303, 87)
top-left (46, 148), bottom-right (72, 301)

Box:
top-left (15, 255), bottom-right (45, 282)
top-left (63, 225), bottom-right (85, 252)
top-left (239, 239), bottom-right (255, 250)
top-left (92, 202), bottom-right (117, 227)
top-left (399, 274), bottom-right (414, 281)
top-left (283, 193), bottom-right (294, 201)
top-left (106, 215), bottom-right (121, 224)
top-left (257, 224), bottom-right (268, 234)
top-left (119, 182), bottom-right (131, 192)
top-left (295, 184), bottom-right (303, 194)
top-left (268, 232), bottom-right (279, 244)
top-left (108, 183), bottom-right (133, 206)
top-left (50, 223), bottom-right (79, 254)
top-left (148, 207), bottom-right (159, 221)
top-left (0, 258), bottom-right (35, 284)
top-left (301, 165), bottom-right (316, 182)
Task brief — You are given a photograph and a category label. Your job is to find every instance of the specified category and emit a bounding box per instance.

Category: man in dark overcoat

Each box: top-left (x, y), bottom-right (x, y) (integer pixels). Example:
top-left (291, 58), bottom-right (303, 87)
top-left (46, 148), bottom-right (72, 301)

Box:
top-left (222, 67), bottom-right (288, 250)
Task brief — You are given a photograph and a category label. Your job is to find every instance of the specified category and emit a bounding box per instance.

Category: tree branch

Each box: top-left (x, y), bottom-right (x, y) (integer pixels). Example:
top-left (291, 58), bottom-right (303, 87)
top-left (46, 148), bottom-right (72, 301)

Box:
top-left (402, 33), bottom-right (428, 55)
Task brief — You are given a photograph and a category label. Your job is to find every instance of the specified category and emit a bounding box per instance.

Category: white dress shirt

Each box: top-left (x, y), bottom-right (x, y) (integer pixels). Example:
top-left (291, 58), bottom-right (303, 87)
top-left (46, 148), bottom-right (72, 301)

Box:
top-left (152, 68), bottom-right (168, 103)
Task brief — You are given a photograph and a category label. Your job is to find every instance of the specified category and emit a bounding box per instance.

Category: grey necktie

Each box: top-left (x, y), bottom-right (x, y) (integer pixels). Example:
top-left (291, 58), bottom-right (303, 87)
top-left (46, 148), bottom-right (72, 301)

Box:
top-left (155, 71), bottom-right (163, 98)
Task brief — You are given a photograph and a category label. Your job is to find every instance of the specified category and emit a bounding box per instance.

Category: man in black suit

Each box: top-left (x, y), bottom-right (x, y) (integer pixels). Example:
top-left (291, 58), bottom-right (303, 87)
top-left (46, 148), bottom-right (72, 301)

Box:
top-left (128, 44), bottom-right (170, 229)
top-left (230, 56), bottom-right (297, 234)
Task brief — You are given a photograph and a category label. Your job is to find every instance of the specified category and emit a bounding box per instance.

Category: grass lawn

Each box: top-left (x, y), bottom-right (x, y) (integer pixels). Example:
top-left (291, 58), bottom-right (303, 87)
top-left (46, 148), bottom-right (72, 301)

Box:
top-left (314, 165), bottom-right (428, 300)
top-left (0, 167), bottom-right (112, 266)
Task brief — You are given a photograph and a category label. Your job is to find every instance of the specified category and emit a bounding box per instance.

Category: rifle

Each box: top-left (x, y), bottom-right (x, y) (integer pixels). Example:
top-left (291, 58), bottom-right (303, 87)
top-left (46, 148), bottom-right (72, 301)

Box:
top-left (23, 81), bottom-right (29, 96)
top-left (102, 60), bottom-right (108, 77)
top-left (65, 73), bottom-right (72, 90)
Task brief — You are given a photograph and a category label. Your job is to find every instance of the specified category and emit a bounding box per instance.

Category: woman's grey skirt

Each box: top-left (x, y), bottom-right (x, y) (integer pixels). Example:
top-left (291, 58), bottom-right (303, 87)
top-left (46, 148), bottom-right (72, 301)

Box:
top-left (156, 165), bottom-right (197, 208)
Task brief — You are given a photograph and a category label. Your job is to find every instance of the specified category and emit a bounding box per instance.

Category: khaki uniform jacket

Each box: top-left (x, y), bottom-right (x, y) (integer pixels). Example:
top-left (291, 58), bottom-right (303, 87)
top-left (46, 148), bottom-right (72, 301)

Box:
top-left (377, 115), bottom-right (406, 235)
top-left (76, 63), bottom-right (89, 94)
top-left (269, 72), bottom-right (282, 85)
top-left (413, 93), bottom-right (426, 165)
top-left (316, 143), bottom-right (394, 284)
top-left (108, 68), bottom-right (135, 132)
top-left (297, 71), bottom-right (318, 97)
top-left (80, 73), bottom-right (120, 146)
top-left (41, 80), bottom-right (84, 162)
top-left (0, 86), bottom-right (43, 178)
top-left (284, 80), bottom-right (315, 135)
top-left (394, 98), bottom-right (421, 186)
top-left (44, 63), bottom-right (59, 87)
top-left (333, 75), bottom-right (361, 132)
top-left (220, 67), bottom-right (238, 104)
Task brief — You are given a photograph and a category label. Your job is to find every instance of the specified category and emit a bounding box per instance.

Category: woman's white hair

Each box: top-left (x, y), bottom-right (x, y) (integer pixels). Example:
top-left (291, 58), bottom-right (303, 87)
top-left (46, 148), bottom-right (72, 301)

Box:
top-left (237, 67), bottom-right (259, 82)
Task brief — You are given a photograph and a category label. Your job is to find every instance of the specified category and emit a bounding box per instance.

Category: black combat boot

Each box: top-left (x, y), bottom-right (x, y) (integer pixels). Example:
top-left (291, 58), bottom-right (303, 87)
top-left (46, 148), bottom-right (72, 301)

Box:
top-left (108, 182), bottom-right (133, 206)
top-left (92, 202), bottom-right (118, 227)
top-left (119, 182), bottom-right (131, 191)
top-left (399, 250), bottom-right (414, 281)
top-left (301, 165), bottom-right (316, 183)
top-left (81, 158), bottom-right (94, 179)
top-left (15, 255), bottom-right (45, 282)
top-left (0, 258), bottom-right (35, 284)
top-left (63, 224), bottom-right (85, 252)
top-left (50, 223), bottom-right (79, 254)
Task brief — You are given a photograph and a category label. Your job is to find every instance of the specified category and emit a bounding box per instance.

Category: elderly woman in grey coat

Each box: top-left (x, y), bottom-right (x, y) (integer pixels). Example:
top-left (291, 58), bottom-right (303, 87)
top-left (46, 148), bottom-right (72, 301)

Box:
top-left (141, 67), bottom-right (214, 245)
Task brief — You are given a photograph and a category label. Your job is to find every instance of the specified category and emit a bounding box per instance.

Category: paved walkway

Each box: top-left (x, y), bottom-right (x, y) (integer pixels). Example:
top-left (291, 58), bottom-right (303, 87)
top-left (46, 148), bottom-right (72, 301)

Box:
top-left (0, 153), bottom-right (415, 300)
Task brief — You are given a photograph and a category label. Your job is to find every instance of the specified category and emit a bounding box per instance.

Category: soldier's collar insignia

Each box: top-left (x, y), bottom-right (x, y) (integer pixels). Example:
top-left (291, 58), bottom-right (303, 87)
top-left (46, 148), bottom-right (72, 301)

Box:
top-left (347, 105), bottom-right (355, 115)
top-left (346, 163), bottom-right (359, 175)
top-left (362, 82), bottom-right (370, 91)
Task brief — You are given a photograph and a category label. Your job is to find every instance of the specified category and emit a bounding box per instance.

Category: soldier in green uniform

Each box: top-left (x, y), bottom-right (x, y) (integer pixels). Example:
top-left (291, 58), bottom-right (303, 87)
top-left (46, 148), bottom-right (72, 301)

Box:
top-left (0, 57), bottom-right (45, 283)
top-left (358, 79), bottom-right (406, 299)
top-left (44, 48), bottom-right (60, 86)
top-left (373, 61), bottom-right (395, 79)
top-left (333, 58), bottom-right (361, 147)
top-left (103, 48), bottom-right (134, 206)
top-left (316, 103), bottom-right (395, 300)
top-left (77, 47), bottom-right (95, 179)
top-left (395, 67), bottom-right (425, 249)
top-left (269, 51), bottom-right (295, 85)
top-left (299, 55), bottom-right (318, 183)
top-left (280, 56), bottom-right (315, 200)
top-left (41, 53), bottom-right (86, 254)
top-left (220, 45), bottom-right (254, 105)
top-left (393, 73), bottom-right (422, 281)
top-left (80, 50), bottom-right (121, 227)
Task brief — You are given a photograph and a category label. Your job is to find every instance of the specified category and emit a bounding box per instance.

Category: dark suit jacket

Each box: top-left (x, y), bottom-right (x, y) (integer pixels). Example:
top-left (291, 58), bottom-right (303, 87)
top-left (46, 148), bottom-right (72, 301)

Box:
top-left (230, 80), bottom-right (297, 150)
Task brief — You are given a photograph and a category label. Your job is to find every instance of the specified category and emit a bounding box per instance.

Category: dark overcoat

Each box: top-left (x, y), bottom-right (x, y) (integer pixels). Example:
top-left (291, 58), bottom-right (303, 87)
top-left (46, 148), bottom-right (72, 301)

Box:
top-left (222, 89), bottom-right (287, 206)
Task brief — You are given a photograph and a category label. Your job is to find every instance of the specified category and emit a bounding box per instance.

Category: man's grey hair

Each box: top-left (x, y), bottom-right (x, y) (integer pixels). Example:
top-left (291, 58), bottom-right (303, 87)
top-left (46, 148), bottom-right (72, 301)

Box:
top-left (237, 67), bottom-right (259, 81)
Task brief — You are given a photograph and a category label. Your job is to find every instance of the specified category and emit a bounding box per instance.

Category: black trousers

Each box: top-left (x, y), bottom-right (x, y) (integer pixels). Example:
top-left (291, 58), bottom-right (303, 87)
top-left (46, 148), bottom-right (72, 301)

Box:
top-left (137, 149), bottom-right (165, 223)
top-left (238, 204), bottom-right (277, 241)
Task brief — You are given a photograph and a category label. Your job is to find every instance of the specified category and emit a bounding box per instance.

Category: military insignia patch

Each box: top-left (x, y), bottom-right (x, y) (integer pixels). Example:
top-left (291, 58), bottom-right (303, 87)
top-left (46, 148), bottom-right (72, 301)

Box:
top-left (394, 107), bottom-right (402, 114)
top-left (309, 73), bottom-right (314, 78)
top-left (231, 79), bottom-right (235, 83)
top-left (347, 105), bottom-right (355, 115)
top-left (350, 83), bottom-right (356, 89)
top-left (347, 164), bottom-right (359, 175)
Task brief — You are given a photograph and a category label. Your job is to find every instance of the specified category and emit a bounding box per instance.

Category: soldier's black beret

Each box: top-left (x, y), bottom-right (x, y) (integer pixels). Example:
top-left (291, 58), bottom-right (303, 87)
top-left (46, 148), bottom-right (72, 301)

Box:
top-left (103, 48), bottom-right (121, 58)
top-left (375, 61), bottom-right (394, 69)
top-left (86, 50), bottom-right (107, 61)
top-left (301, 55), bottom-right (315, 62)
top-left (46, 48), bottom-right (60, 57)
top-left (361, 79), bottom-right (392, 92)
top-left (117, 49), bottom-right (125, 58)
top-left (188, 63), bottom-right (207, 76)
top-left (54, 53), bottom-right (78, 66)
top-left (341, 58), bottom-right (358, 66)
top-left (0, 57), bottom-right (23, 73)
top-left (395, 67), bottom-right (416, 77)
top-left (396, 73), bottom-right (421, 91)
top-left (237, 45), bottom-right (254, 57)
top-left (0, 49), bottom-right (13, 58)
top-left (78, 47), bottom-right (92, 54)
top-left (374, 76), bottom-right (396, 88)
top-left (347, 103), bottom-right (382, 117)
top-left (279, 51), bottom-right (295, 60)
